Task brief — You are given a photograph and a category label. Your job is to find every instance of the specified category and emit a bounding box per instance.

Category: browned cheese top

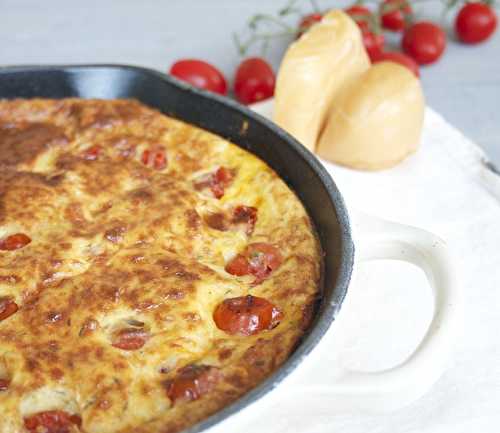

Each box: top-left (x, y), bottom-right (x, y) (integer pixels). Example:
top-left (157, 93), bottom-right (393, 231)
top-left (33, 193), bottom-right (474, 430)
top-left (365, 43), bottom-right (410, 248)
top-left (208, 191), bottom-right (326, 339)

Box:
top-left (0, 98), bottom-right (321, 433)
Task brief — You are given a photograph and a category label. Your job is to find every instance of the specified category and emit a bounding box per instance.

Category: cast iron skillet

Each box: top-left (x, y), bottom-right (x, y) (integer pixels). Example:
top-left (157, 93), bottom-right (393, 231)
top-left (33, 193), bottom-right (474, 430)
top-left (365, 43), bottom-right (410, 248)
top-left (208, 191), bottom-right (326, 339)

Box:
top-left (0, 65), bottom-right (354, 433)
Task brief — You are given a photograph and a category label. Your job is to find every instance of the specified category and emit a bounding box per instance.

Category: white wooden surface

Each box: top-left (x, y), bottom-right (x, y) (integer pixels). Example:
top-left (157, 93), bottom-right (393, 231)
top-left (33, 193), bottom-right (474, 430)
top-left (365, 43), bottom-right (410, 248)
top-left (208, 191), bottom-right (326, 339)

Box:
top-left (1, 0), bottom-right (499, 165)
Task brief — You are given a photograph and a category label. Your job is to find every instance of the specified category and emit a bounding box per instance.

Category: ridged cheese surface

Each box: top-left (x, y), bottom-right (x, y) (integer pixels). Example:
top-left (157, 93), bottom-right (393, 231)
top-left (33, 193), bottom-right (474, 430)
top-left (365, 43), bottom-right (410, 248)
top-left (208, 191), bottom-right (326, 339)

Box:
top-left (0, 99), bottom-right (321, 433)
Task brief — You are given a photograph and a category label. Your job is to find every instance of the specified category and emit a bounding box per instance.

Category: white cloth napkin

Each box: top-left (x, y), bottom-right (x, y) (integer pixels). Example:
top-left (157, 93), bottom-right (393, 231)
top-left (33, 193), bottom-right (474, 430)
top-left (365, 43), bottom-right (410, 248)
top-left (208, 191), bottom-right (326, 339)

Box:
top-left (247, 104), bottom-right (500, 433)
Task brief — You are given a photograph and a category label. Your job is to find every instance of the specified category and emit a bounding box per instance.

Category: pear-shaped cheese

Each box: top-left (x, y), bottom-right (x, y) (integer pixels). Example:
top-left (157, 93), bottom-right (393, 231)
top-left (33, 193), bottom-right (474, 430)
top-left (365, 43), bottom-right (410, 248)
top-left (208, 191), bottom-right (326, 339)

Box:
top-left (317, 61), bottom-right (425, 170)
top-left (273, 10), bottom-right (370, 151)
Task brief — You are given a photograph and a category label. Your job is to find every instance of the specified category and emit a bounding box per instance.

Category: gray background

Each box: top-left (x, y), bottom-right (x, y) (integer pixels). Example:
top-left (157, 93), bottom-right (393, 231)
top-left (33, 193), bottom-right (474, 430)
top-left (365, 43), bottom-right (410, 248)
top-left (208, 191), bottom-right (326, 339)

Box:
top-left (1, 0), bottom-right (499, 165)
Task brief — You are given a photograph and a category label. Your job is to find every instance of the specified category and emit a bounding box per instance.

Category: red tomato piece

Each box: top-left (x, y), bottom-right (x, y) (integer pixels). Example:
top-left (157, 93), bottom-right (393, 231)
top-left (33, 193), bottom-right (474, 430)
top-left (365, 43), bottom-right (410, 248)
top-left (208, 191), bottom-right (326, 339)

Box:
top-left (0, 233), bottom-right (31, 251)
top-left (0, 298), bottom-right (18, 321)
top-left (24, 410), bottom-right (82, 433)
top-left (246, 243), bottom-right (283, 283)
top-left (211, 167), bottom-right (234, 198)
top-left (170, 59), bottom-right (228, 95)
top-left (297, 12), bottom-right (323, 37)
top-left (111, 328), bottom-right (149, 351)
top-left (0, 379), bottom-right (9, 391)
top-left (380, 0), bottom-right (412, 32)
top-left (371, 51), bottom-right (420, 77)
top-left (402, 21), bottom-right (446, 65)
top-left (234, 57), bottom-right (275, 105)
top-left (362, 31), bottom-right (385, 60)
top-left (81, 145), bottom-right (101, 161)
top-left (213, 295), bottom-right (283, 336)
top-left (232, 205), bottom-right (258, 235)
top-left (141, 148), bottom-right (167, 170)
top-left (225, 254), bottom-right (251, 276)
top-left (455, 2), bottom-right (497, 44)
top-left (165, 364), bottom-right (220, 404)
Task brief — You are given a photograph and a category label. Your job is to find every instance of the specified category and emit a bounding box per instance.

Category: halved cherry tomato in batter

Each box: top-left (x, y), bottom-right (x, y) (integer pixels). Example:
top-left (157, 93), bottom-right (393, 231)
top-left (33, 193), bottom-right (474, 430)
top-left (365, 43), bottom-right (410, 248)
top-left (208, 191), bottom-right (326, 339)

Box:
top-left (234, 57), bottom-right (275, 105)
top-left (225, 254), bottom-right (251, 276)
top-left (0, 379), bottom-right (9, 391)
top-left (232, 205), bottom-right (257, 235)
top-left (141, 148), bottom-right (167, 170)
top-left (170, 59), bottom-right (228, 95)
top-left (24, 410), bottom-right (82, 433)
top-left (297, 12), bottom-right (323, 37)
top-left (165, 364), bottom-right (220, 404)
top-left (111, 328), bottom-right (149, 351)
top-left (380, 0), bottom-right (412, 32)
top-left (213, 295), bottom-right (283, 336)
top-left (194, 166), bottom-right (234, 199)
top-left (402, 21), bottom-right (446, 65)
top-left (371, 51), bottom-right (420, 77)
top-left (0, 298), bottom-right (18, 321)
top-left (81, 145), bottom-right (101, 161)
top-left (225, 243), bottom-right (283, 284)
top-left (0, 233), bottom-right (31, 251)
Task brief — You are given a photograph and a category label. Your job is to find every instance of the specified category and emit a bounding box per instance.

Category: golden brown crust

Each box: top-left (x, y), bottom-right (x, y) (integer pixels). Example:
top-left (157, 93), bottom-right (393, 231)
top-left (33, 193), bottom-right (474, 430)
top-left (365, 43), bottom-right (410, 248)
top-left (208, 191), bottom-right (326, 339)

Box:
top-left (0, 98), bottom-right (321, 433)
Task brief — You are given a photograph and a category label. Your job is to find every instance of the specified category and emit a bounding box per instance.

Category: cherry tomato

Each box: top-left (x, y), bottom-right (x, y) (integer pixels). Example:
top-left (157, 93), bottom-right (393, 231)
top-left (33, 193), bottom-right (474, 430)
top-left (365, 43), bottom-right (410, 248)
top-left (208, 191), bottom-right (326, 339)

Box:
top-left (234, 58), bottom-right (275, 105)
top-left (0, 298), bottom-right (18, 321)
top-left (297, 12), bottom-right (323, 37)
top-left (371, 51), bottom-right (420, 77)
top-left (112, 328), bottom-right (149, 351)
top-left (225, 254), bottom-right (251, 276)
top-left (455, 2), bottom-right (497, 44)
top-left (213, 295), bottom-right (283, 336)
top-left (141, 148), bottom-right (167, 170)
top-left (24, 410), bottom-right (82, 433)
top-left (345, 5), bottom-right (372, 31)
top-left (165, 365), bottom-right (220, 404)
top-left (346, 5), bottom-right (385, 60)
top-left (82, 145), bottom-right (101, 161)
top-left (0, 233), bottom-right (31, 251)
top-left (194, 166), bottom-right (234, 199)
top-left (380, 0), bottom-right (412, 32)
top-left (402, 21), bottom-right (446, 65)
top-left (169, 59), bottom-right (228, 95)
top-left (0, 379), bottom-right (9, 391)
top-left (232, 205), bottom-right (257, 235)
top-left (362, 31), bottom-right (385, 60)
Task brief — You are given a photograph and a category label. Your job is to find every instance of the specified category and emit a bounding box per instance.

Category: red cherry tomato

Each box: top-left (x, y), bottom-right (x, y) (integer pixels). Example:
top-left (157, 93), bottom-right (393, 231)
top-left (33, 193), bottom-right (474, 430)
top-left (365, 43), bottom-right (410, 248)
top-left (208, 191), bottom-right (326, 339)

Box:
top-left (193, 166), bottom-right (234, 199)
top-left (380, 0), bottom-right (412, 32)
top-left (371, 51), bottom-right (420, 77)
top-left (362, 31), bottom-right (385, 60)
top-left (297, 12), bottom-right (323, 37)
top-left (82, 145), bottom-right (101, 161)
top-left (165, 365), bottom-right (220, 404)
top-left (112, 328), bottom-right (149, 351)
top-left (24, 410), bottom-right (82, 433)
top-left (213, 295), bottom-right (283, 336)
top-left (0, 233), bottom-right (31, 251)
top-left (234, 58), bottom-right (275, 105)
top-left (169, 59), bottom-right (227, 95)
top-left (141, 148), bottom-right (167, 170)
top-left (345, 5), bottom-right (372, 31)
top-left (225, 254), bottom-right (251, 276)
top-left (232, 205), bottom-right (257, 235)
top-left (0, 379), bottom-right (9, 391)
top-left (0, 298), bottom-right (18, 321)
top-left (402, 21), bottom-right (446, 65)
top-left (345, 5), bottom-right (385, 60)
top-left (455, 2), bottom-right (497, 44)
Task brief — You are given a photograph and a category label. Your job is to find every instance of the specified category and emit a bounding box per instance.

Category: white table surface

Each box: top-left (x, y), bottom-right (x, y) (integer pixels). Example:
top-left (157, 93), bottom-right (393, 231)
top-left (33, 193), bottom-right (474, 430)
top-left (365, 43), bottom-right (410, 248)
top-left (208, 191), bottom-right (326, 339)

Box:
top-left (2, 0), bottom-right (499, 166)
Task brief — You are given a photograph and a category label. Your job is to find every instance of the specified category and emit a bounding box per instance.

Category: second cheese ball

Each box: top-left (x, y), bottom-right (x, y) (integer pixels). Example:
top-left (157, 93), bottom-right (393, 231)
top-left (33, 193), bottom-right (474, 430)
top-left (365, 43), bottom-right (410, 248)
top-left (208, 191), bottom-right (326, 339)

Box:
top-left (317, 62), bottom-right (425, 170)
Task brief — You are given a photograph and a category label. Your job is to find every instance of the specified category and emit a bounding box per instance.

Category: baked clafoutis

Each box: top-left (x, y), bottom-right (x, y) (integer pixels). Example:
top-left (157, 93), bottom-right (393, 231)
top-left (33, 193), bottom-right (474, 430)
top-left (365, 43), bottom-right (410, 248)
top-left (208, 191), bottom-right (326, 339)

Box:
top-left (0, 99), bottom-right (321, 433)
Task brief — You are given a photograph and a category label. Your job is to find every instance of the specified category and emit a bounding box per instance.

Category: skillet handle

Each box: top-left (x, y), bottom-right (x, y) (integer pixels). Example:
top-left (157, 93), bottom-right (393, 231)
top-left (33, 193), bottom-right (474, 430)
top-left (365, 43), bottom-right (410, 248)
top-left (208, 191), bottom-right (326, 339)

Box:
top-left (313, 211), bottom-right (462, 412)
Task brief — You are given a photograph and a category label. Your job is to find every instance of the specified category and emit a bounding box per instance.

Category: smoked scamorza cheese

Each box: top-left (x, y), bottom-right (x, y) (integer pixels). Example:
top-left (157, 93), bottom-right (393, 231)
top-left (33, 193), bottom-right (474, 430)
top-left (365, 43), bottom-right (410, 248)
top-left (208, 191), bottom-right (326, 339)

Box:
top-left (317, 61), bottom-right (425, 170)
top-left (273, 10), bottom-right (370, 151)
